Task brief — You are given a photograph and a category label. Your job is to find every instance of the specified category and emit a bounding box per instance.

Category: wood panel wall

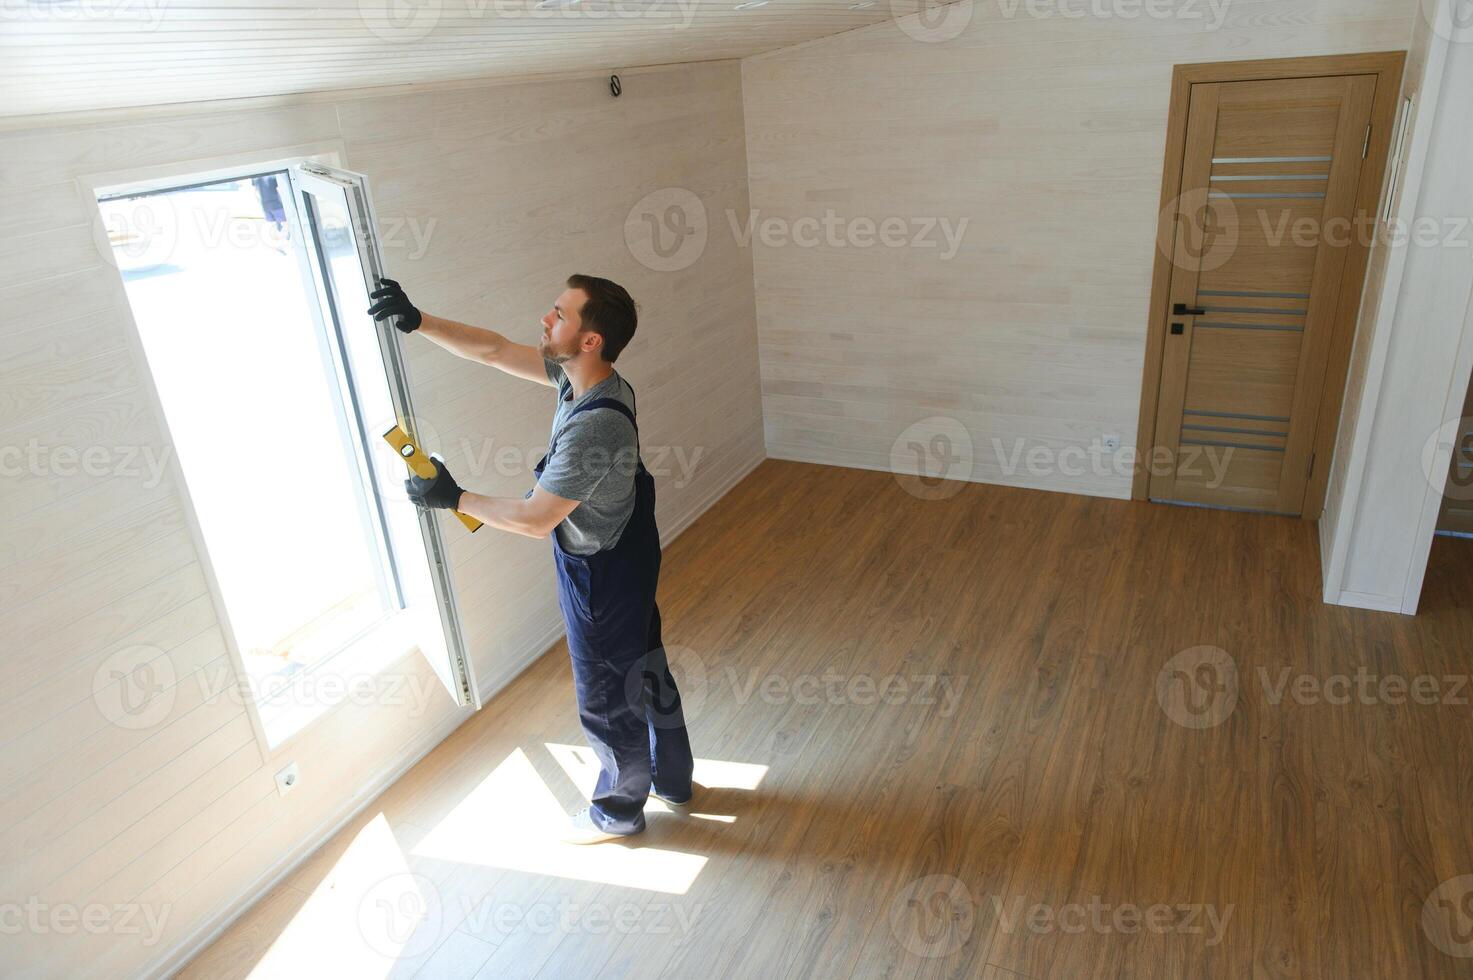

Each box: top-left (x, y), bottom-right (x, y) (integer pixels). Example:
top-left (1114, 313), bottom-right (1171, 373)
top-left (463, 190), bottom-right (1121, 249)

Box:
top-left (741, 0), bottom-right (1417, 499)
top-left (0, 60), bottom-right (763, 979)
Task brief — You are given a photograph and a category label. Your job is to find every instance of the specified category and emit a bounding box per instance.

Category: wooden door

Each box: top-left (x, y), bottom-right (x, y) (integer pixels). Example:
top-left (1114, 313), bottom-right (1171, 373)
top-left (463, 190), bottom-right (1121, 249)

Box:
top-left (1437, 376), bottom-right (1473, 535)
top-left (1148, 74), bottom-right (1378, 514)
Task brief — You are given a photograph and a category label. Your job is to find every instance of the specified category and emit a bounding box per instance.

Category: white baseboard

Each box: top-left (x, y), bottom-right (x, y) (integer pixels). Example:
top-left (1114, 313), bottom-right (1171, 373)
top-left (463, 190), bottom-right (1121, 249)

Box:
top-left (661, 444), bottom-right (766, 548)
top-left (763, 445), bottom-right (1130, 501)
top-left (141, 443), bottom-right (767, 980)
top-left (1327, 588), bottom-right (1406, 614)
top-left (1317, 513), bottom-right (1346, 606)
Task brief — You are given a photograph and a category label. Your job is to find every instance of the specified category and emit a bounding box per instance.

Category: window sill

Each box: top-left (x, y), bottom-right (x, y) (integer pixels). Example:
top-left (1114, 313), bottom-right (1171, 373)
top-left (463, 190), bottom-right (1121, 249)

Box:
top-left (255, 610), bottom-right (430, 754)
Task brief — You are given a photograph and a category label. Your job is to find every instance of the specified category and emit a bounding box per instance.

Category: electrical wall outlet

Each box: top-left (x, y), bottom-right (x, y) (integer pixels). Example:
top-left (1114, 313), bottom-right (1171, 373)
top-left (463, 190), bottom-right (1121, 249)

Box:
top-left (275, 762), bottom-right (300, 797)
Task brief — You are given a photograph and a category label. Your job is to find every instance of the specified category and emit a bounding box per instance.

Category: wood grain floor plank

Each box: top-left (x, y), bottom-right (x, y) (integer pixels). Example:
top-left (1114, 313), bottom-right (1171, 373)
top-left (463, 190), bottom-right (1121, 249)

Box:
top-left (178, 461), bottom-right (1473, 980)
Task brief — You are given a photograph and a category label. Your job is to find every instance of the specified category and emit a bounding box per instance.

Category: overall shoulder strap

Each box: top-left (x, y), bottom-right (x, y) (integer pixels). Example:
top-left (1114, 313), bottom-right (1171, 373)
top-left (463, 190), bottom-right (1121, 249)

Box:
top-left (549, 396), bottom-right (639, 457)
top-left (568, 397), bottom-right (636, 428)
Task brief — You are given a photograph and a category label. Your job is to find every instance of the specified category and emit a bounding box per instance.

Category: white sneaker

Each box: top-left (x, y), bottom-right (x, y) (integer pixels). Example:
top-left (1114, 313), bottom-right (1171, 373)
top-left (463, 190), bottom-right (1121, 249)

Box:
top-left (561, 807), bottom-right (638, 845)
top-left (651, 788), bottom-right (693, 807)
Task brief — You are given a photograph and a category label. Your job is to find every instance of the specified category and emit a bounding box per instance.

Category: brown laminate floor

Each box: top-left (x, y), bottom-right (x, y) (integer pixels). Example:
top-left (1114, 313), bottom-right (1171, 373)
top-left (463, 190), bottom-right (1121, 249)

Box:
top-left (179, 460), bottom-right (1473, 979)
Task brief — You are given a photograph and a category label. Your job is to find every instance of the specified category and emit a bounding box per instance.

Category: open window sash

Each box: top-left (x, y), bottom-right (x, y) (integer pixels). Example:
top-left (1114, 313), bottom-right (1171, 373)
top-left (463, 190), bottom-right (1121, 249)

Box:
top-left (290, 161), bottom-right (480, 710)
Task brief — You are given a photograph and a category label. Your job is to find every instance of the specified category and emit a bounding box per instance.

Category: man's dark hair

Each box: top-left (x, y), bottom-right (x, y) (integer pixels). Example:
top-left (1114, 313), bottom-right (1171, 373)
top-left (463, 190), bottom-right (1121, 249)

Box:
top-left (565, 272), bottom-right (636, 361)
top-left (567, 274), bottom-right (638, 362)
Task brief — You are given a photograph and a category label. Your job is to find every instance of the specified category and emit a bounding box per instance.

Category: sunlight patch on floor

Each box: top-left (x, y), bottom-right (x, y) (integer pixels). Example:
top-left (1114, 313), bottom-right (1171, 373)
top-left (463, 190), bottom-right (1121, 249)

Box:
top-left (238, 812), bottom-right (420, 979)
top-left (543, 741), bottom-right (768, 803)
top-left (409, 748), bottom-right (707, 894)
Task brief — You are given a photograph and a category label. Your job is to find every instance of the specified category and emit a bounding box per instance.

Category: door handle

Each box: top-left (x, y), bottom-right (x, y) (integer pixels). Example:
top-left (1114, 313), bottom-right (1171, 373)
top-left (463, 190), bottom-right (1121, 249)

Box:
top-left (1173, 302), bottom-right (1207, 316)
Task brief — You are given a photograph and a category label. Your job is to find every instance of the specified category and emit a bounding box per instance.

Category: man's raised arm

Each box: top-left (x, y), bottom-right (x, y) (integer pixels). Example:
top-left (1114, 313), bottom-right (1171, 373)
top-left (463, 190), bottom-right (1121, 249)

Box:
top-left (367, 278), bottom-right (553, 387)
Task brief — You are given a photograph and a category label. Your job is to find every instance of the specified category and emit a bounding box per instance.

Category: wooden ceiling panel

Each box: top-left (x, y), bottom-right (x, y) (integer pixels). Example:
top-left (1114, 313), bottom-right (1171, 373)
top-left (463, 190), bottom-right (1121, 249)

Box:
top-left (0, 0), bottom-right (915, 117)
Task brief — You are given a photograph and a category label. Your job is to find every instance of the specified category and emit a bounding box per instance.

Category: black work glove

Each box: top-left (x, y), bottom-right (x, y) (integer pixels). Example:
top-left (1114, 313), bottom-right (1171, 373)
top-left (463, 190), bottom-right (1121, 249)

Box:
top-left (406, 457), bottom-right (464, 511)
top-left (367, 277), bottom-right (422, 333)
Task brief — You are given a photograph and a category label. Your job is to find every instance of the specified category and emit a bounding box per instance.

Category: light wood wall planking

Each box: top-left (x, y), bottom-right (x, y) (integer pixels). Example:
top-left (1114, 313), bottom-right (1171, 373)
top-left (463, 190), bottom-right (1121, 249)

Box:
top-left (741, 0), bottom-right (1418, 499)
top-left (0, 60), bottom-right (763, 979)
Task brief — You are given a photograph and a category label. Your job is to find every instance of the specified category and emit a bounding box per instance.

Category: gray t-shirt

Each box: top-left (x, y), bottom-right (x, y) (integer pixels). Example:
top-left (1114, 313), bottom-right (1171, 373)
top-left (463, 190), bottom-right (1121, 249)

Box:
top-left (529, 358), bottom-right (639, 555)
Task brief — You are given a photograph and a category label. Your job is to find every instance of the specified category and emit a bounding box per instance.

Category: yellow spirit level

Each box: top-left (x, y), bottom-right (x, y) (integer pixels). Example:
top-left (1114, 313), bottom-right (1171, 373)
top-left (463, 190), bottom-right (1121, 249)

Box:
top-left (382, 424), bottom-right (482, 533)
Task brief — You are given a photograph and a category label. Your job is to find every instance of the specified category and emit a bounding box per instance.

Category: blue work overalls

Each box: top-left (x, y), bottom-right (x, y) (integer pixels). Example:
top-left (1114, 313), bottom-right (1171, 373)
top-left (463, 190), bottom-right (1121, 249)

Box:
top-left (534, 388), bottom-right (694, 835)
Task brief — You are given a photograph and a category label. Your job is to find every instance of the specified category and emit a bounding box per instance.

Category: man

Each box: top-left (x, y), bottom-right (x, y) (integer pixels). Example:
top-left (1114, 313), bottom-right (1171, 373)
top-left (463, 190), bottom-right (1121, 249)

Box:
top-left (367, 275), bottom-right (694, 844)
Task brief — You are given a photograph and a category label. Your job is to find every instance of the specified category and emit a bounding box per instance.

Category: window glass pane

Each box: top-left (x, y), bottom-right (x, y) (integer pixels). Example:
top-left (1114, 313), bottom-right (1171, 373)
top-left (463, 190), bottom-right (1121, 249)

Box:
top-left (99, 173), bottom-right (392, 682)
top-left (305, 184), bottom-right (396, 456)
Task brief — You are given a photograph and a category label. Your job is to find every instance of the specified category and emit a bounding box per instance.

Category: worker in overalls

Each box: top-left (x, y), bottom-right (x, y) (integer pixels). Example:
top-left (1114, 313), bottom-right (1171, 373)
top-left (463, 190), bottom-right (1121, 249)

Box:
top-left (367, 275), bottom-right (695, 843)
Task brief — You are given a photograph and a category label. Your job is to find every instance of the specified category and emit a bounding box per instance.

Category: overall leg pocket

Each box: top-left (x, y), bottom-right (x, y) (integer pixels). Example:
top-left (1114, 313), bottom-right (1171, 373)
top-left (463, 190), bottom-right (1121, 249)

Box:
top-left (555, 552), bottom-right (595, 626)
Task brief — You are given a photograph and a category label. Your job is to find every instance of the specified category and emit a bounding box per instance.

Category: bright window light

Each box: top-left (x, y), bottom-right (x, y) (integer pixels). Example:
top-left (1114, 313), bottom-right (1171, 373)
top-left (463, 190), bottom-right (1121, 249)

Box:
top-left (99, 171), bottom-right (409, 742)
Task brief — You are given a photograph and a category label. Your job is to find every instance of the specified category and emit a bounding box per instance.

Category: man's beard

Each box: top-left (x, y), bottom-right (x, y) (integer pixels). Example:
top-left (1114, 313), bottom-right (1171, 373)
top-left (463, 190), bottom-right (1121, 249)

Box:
top-left (538, 335), bottom-right (576, 363)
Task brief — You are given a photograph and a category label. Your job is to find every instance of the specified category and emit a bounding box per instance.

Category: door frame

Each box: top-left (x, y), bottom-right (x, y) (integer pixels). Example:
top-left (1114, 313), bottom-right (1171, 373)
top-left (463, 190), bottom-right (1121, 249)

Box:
top-left (1131, 51), bottom-right (1407, 516)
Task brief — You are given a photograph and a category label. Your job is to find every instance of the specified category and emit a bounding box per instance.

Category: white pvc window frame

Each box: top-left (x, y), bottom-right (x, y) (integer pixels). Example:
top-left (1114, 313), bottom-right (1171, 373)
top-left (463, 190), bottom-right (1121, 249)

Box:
top-left (80, 142), bottom-right (480, 763)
